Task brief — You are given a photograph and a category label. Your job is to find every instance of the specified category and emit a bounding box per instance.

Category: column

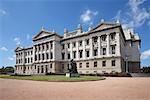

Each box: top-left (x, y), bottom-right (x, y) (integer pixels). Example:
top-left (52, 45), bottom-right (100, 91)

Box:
top-left (49, 42), bottom-right (51, 61)
top-left (106, 34), bottom-right (110, 56)
top-left (52, 41), bottom-right (55, 60)
top-left (76, 41), bottom-right (79, 60)
top-left (70, 42), bottom-right (73, 59)
top-left (33, 45), bottom-right (35, 63)
top-left (83, 40), bottom-right (86, 59)
top-left (89, 38), bottom-right (93, 58)
top-left (98, 36), bottom-right (101, 57)
top-left (116, 32), bottom-right (121, 56)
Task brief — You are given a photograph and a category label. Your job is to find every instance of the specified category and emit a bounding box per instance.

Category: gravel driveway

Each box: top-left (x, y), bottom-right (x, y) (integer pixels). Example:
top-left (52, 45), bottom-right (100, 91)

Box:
top-left (0, 77), bottom-right (150, 100)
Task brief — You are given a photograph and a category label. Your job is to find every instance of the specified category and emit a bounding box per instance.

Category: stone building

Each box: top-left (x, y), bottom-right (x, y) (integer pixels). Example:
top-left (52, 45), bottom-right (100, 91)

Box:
top-left (15, 21), bottom-right (141, 75)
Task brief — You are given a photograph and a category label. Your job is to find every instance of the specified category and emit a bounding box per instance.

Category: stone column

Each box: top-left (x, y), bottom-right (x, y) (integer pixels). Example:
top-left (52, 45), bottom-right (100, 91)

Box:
top-left (90, 38), bottom-right (93, 58)
top-left (70, 42), bottom-right (73, 59)
top-left (83, 40), bottom-right (86, 59)
top-left (116, 32), bottom-right (121, 56)
top-left (98, 36), bottom-right (101, 57)
top-left (106, 34), bottom-right (110, 56)
top-left (52, 41), bottom-right (55, 60)
top-left (76, 41), bottom-right (79, 60)
top-left (33, 45), bottom-right (35, 63)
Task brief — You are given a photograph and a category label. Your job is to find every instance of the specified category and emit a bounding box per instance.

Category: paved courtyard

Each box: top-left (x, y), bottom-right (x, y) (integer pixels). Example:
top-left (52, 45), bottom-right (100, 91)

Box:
top-left (0, 77), bottom-right (150, 100)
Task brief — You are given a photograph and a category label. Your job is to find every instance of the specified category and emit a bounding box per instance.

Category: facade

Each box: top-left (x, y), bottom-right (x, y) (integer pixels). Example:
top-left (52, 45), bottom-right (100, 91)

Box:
top-left (15, 21), bottom-right (141, 75)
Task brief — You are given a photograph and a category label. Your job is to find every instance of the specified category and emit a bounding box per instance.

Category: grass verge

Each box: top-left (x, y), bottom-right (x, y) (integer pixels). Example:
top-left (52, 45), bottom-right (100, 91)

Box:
top-left (0, 75), bottom-right (105, 82)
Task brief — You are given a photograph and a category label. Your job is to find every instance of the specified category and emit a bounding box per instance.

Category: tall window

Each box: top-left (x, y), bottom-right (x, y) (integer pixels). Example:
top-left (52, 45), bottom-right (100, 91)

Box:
top-left (86, 39), bottom-right (89, 45)
top-left (50, 52), bottom-right (53, 59)
top-left (41, 66), bottom-right (44, 73)
top-left (110, 32), bottom-right (116, 40)
top-left (50, 63), bottom-right (53, 68)
top-left (46, 44), bottom-right (49, 50)
top-left (93, 36), bottom-right (98, 43)
top-left (79, 63), bottom-right (82, 68)
top-left (46, 53), bottom-right (49, 59)
top-left (86, 62), bottom-right (89, 68)
top-left (94, 49), bottom-right (98, 56)
top-left (38, 54), bottom-right (41, 60)
top-left (102, 61), bottom-right (106, 67)
top-left (67, 43), bottom-right (70, 48)
top-left (62, 53), bottom-right (65, 60)
top-left (35, 55), bottom-right (37, 61)
top-left (94, 61), bottom-right (97, 67)
top-left (42, 45), bottom-right (45, 50)
top-left (50, 42), bottom-right (53, 49)
top-left (79, 50), bottom-right (83, 58)
top-left (79, 40), bottom-right (82, 46)
top-left (112, 60), bottom-right (115, 66)
top-left (42, 53), bottom-right (44, 60)
top-left (112, 46), bottom-right (116, 54)
top-left (101, 35), bottom-right (106, 41)
top-left (73, 42), bottom-right (76, 47)
top-left (73, 51), bottom-right (76, 58)
top-left (102, 48), bottom-right (106, 55)
top-left (86, 50), bottom-right (89, 57)
top-left (68, 53), bottom-right (70, 59)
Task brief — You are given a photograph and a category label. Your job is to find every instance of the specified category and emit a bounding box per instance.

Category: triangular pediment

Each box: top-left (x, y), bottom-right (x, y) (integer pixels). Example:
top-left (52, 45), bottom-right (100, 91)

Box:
top-left (15, 47), bottom-right (23, 52)
top-left (90, 22), bottom-right (120, 32)
top-left (33, 30), bottom-right (53, 40)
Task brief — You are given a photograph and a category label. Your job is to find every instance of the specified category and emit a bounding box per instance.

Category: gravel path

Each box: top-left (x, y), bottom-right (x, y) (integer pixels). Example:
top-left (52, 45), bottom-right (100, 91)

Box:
top-left (0, 77), bottom-right (150, 100)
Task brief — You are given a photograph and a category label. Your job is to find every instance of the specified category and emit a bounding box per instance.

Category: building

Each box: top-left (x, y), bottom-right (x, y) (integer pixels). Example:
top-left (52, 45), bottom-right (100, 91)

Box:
top-left (15, 20), bottom-right (141, 75)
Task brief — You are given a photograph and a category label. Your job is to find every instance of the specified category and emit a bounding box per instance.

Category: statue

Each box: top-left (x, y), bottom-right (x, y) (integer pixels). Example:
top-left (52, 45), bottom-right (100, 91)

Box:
top-left (66, 59), bottom-right (79, 77)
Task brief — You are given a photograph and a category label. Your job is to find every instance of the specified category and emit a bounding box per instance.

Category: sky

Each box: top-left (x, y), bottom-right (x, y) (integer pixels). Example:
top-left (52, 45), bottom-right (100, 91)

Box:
top-left (0, 0), bottom-right (150, 67)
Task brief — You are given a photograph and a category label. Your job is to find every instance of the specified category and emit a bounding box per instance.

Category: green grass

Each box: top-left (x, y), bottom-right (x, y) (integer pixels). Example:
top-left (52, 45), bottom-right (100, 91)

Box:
top-left (0, 75), bottom-right (105, 82)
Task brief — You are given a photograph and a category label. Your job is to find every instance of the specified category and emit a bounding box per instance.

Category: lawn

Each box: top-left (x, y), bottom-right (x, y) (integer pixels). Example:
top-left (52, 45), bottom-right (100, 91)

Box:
top-left (0, 75), bottom-right (105, 82)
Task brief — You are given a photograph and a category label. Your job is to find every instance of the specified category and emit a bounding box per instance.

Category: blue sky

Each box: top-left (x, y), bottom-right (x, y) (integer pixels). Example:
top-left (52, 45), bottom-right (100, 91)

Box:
top-left (0, 0), bottom-right (150, 67)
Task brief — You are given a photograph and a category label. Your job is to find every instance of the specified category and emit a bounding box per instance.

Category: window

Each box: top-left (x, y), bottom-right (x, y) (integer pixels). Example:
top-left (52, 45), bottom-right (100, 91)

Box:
top-left (68, 53), bottom-right (70, 59)
top-left (86, 62), bottom-right (89, 68)
top-left (102, 48), bottom-right (106, 55)
top-left (50, 42), bottom-right (53, 49)
top-left (31, 58), bottom-right (32, 63)
top-left (37, 66), bottom-right (40, 73)
top-left (31, 51), bottom-right (32, 55)
top-left (101, 35), bottom-right (106, 41)
top-left (79, 50), bottom-right (83, 58)
top-left (39, 45), bottom-right (41, 51)
top-left (94, 61), bottom-right (97, 67)
top-left (42, 45), bottom-right (45, 50)
top-left (86, 50), bottom-right (89, 57)
top-left (50, 63), bottom-right (53, 68)
top-left (62, 44), bottom-right (65, 49)
top-left (25, 58), bottom-right (27, 63)
top-left (39, 54), bottom-right (41, 60)
top-left (42, 53), bottom-right (44, 60)
top-left (46, 53), bottom-right (49, 59)
top-left (35, 55), bottom-right (37, 61)
top-left (41, 66), bottom-right (44, 73)
top-left (50, 52), bottom-right (53, 59)
top-left (112, 60), bottom-right (115, 66)
top-left (112, 46), bottom-right (116, 54)
top-left (94, 49), bottom-right (98, 56)
top-left (73, 42), bottom-right (76, 47)
top-left (62, 53), bottom-right (65, 60)
top-left (79, 40), bottom-right (82, 46)
top-left (67, 43), bottom-right (70, 48)
top-left (46, 44), bottom-right (49, 50)
top-left (35, 65), bottom-right (36, 69)
top-left (79, 63), bottom-right (82, 68)
top-left (93, 36), bottom-right (98, 43)
top-left (62, 64), bottom-right (64, 70)
top-left (110, 33), bottom-right (116, 40)
top-left (28, 58), bottom-right (30, 63)
top-left (73, 51), bottom-right (76, 58)
top-left (86, 39), bottom-right (89, 45)
top-left (102, 61), bottom-right (106, 67)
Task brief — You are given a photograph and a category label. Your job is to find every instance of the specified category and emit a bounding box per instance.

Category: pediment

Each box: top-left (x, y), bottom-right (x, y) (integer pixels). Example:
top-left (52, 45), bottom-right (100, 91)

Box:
top-left (15, 47), bottom-right (23, 52)
top-left (91, 22), bottom-right (119, 32)
top-left (33, 31), bottom-right (52, 40)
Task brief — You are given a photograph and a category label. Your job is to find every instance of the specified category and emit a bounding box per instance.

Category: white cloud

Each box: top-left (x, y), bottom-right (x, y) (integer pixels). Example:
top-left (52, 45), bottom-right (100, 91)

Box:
top-left (14, 37), bottom-right (21, 46)
top-left (0, 47), bottom-right (8, 51)
top-left (0, 9), bottom-right (6, 15)
top-left (114, 0), bottom-right (150, 28)
top-left (8, 57), bottom-right (14, 61)
top-left (27, 34), bottom-right (30, 40)
top-left (141, 49), bottom-right (150, 60)
top-left (80, 9), bottom-right (98, 25)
